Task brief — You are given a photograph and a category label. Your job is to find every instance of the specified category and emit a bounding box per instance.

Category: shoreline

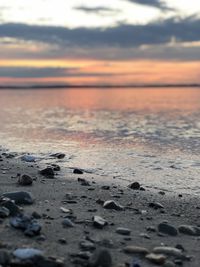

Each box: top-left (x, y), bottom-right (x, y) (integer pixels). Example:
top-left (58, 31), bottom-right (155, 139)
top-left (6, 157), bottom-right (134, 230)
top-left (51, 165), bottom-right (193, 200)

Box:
top-left (0, 150), bottom-right (200, 266)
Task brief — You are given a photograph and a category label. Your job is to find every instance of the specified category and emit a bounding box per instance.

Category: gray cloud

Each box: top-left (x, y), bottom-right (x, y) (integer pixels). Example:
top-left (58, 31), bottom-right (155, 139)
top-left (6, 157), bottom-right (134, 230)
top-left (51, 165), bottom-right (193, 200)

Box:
top-left (0, 17), bottom-right (200, 48)
top-left (125, 0), bottom-right (173, 11)
top-left (0, 67), bottom-right (119, 78)
top-left (74, 6), bottom-right (119, 15)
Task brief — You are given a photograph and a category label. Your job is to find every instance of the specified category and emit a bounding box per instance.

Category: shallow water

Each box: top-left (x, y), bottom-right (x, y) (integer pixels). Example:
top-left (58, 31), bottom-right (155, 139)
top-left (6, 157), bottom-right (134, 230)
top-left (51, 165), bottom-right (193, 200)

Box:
top-left (0, 88), bottom-right (200, 193)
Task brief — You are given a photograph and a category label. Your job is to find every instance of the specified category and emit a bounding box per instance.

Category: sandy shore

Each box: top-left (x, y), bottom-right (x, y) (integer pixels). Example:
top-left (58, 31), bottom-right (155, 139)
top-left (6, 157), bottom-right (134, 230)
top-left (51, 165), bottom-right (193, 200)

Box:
top-left (0, 151), bottom-right (200, 267)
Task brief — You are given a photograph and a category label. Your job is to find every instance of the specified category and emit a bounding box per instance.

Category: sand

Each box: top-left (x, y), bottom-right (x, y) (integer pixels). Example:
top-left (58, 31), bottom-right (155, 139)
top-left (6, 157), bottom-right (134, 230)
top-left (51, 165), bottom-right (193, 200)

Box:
top-left (0, 151), bottom-right (200, 267)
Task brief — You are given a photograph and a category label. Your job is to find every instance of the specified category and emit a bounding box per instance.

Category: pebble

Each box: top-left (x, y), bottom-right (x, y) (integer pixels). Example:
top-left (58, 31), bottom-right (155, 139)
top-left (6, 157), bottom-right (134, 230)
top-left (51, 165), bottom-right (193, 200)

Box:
top-left (178, 225), bottom-right (200, 236)
top-left (13, 248), bottom-right (43, 260)
top-left (0, 207), bottom-right (10, 218)
top-left (153, 247), bottom-right (183, 258)
top-left (2, 191), bottom-right (34, 205)
top-left (123, 246), bottom-right (149, 255)
top-left (60, 207), bottom-right (71, 214)
top-left (80, 241), bottom-right (96, 251)
top-left (93, 215), bottom-right (107, 229)
top-left (62, 218), bottom-right (74, 228)
top-left (74, 168), bottom-right (84, 174)
top-left (145, 253), bottom-right (166, 264)
top-left (58, 238), bottom-right (67, 244)
top-left (18, 174), bottom-right (33, 186)
top-left (32, 211), bottom-right (42, 219)
top-left (158, 222), bottom-right (178, 236)
top-left (128, 182), bottom-right (140, 190)
top-left (101, 185), bottom-right (110, 190)
top-left (116, 227), bottom-right (131, 236)
top-left (10, 214), bottom-right (41, 236)
top-left (139, 233), bottom-right (150, 239)
top-left (103, 200), bottom-right (124, 211)
top-left (0, 198), bottom-right (21, 215)
top-left (51, 164), bottom-right (61, 171)
top-left (39, 167), bottom-right (55, 178)
top-left (88, 249), bottom-right (112, 267)
top-left (50, 153), bottom-right (65, 159)
top-left (149, 202), bottom-right (164, 209)
top-left (21, 155), bottom-right (37, 162)
top-left (78, 178), bottom-right (90, 186)
top-left (70, 251), bottom-right (91, 260)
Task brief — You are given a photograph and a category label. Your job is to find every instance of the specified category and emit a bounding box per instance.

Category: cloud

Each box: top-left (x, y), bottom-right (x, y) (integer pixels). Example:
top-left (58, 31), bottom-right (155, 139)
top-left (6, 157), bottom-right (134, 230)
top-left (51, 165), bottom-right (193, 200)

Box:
top-left (125, 0), bottom-right (173, 11)
top-left (0, 67), bottom-right (118, 78)
top-left (0, 16), bottom-right (200, 61)
top-left (74, 6), bottom-right (119, 15)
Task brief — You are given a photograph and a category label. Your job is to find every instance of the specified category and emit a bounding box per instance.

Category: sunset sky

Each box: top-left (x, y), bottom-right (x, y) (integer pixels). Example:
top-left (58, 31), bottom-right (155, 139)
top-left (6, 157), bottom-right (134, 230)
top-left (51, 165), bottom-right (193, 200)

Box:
top-left (0, 0), bottom-right (200, 86)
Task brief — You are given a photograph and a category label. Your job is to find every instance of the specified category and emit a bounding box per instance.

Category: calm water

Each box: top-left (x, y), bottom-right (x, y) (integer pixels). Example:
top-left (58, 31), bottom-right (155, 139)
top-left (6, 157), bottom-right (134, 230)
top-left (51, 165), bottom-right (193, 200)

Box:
top-left (0, 88), bottom-right (200, 193)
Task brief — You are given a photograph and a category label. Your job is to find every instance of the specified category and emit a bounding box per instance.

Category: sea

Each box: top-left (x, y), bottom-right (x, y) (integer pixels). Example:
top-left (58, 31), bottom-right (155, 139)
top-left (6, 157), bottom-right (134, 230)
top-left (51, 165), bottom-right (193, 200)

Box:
top-left (0, 88), bottom-right (200, 194)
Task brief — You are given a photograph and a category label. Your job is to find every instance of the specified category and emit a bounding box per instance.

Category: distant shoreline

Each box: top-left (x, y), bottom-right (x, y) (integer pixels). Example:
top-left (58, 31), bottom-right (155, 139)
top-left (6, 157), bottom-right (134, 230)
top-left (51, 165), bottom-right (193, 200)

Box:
top-left (0, 84), bottom-right (200, 90)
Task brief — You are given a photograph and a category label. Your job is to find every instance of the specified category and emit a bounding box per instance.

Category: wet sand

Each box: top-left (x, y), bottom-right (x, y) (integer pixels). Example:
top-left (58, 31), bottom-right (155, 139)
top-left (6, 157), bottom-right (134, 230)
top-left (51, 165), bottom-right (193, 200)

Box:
top-left (0, 151), bottom-right (200, 267)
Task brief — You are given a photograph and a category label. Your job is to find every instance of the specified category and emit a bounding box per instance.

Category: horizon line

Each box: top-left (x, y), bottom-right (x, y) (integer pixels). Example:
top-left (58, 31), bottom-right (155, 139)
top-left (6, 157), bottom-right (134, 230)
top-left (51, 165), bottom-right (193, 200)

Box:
top-left (1, 83), bottom-right (200, 89)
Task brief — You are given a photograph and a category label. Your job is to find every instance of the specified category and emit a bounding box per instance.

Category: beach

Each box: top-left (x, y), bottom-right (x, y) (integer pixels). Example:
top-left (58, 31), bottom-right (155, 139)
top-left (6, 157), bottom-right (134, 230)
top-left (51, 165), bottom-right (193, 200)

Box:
top-left (0, 88), bottom-right (200, 266)
top-left (0, 150), bottom-right (200, 267)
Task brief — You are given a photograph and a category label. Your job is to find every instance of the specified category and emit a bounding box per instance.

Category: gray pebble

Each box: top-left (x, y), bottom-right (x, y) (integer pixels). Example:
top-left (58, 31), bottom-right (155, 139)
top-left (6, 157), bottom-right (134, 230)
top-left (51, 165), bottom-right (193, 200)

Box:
top-left (2, 191), bottom-right (34, 205)
top-left (158, 222), bottom-right (178, 236)
top-left (116, 227), bottom-right (131, 236)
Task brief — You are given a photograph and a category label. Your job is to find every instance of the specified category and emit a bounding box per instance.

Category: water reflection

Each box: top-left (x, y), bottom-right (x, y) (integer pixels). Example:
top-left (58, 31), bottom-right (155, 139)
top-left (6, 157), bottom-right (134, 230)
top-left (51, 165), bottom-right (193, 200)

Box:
top-left (0, 88), bottom-right (200, 153)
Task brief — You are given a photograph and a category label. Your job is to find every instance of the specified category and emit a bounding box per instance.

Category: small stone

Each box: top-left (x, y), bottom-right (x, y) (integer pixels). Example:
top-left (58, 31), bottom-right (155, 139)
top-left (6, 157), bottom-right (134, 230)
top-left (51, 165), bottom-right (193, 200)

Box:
top-left (88, 249), bottom-right (112, 267)
top-left (18, 174), bottom-right (33, 186)
top-left (178, 225), bottom-right (200, 236)
top-left (40, 167), bottom-right (55, 178)
top-left (139, 233), bottom-right (150, 239)
top-left (128, 182), bottom-right (140, 190)
top-left (139, 186), bottom-right (146, 191)
top-left (32, 211), bottom-right (42, 219)
top-left (93, 215), bottom-right (107, 229)
top-left (80, 241), bottom-right (96, 251)
top-left (78, 178), bottom-right (90, 186)
top-left (51, 153), bottom-right (65, 159)
top-left (145, 253), bottom-right (166, 264)
top-left (21, 155), bottom-right (37, 162)
top-left (153, 247), bottom-right (183, 258)
top-left (2, 191), bottom-right (34, 204)
top-left (10, 214), bottom-right (41, 236)
top-left (146, 226), bottom-right (156, 232)
top-left (0, 207), bottom-right (10, 218)
top-left (51, 164), bottom-right (61, 171)
top-left (158, 222), bottom-right (178, 236)
top-left (58, 238), bottom-right (67, 244)
top-left (74, 168), bottom-right (83, 174)
top-left (13, 248), bottom-right (43, 260)
top-left (101, 186), bottom-right (110, 190)
top-left (149, 202), bottom-right (164, 209)
top-left (103, 200), bottom-right (124, 211)
top-left (60, 207), bottom-right (71, 214)
top-left (116, 227), bottom-right (131, 236)
top-left (0, 198), bottom-right (21, 215)
top-left (70, 251), bottom-right (91, 260)
top-left (62, 218), bottom-right (74, 228)
top-left (123, 246), bottom-right (149, 255)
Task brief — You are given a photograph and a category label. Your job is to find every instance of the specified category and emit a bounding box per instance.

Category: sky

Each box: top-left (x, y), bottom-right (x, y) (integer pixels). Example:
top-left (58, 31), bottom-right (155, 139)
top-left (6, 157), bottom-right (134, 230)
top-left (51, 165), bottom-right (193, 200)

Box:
top-left (0, 0), bottom-right (200, 86)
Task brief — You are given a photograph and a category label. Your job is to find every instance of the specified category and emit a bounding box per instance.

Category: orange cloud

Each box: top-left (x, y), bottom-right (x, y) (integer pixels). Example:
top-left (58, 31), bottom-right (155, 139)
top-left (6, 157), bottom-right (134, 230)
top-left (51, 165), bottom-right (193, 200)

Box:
top-left (1, 59), bottom-right (200, 86)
